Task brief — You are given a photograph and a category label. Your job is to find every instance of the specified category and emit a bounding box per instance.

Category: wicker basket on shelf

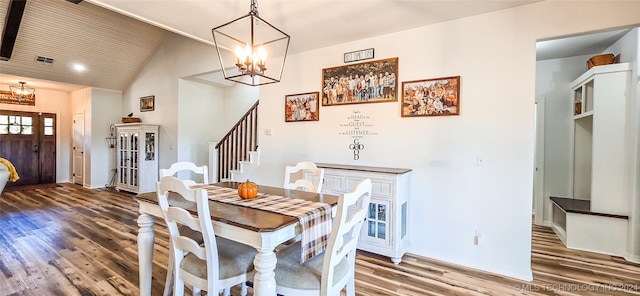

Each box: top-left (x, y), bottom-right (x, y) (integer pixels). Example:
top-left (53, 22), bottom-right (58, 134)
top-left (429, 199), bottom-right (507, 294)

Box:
top-left (587, 53), bottom-right (615, 70)
top-left (121, 117), bottom-right (141, 123)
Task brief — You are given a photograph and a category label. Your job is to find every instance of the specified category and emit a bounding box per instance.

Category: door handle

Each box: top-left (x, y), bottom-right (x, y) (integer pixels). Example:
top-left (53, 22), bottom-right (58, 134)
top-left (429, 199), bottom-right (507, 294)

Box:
top-left (34, 145), bottom-right (39, 153)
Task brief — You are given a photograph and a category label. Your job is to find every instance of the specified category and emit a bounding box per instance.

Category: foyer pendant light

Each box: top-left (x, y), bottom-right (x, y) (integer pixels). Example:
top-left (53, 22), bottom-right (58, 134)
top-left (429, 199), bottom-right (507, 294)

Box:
top-left (9, 81), bottom-right (35, 101)
top-left (212, 0), bottom-right (290, 86)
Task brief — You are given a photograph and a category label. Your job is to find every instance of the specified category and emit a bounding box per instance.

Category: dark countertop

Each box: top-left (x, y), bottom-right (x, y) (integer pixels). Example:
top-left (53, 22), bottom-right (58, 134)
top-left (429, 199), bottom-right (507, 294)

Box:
top-left (315, 163), bottom-right (412, 174)
top-left (550, 196), bottom-right (628, 219)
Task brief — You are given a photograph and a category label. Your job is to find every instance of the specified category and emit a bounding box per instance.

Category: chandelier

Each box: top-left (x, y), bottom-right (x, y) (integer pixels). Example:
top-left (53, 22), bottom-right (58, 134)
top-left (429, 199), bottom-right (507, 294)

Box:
top-left (9, 81), bottom-right (35, 101)
top-left (212, 0), bottom-right (290, 86)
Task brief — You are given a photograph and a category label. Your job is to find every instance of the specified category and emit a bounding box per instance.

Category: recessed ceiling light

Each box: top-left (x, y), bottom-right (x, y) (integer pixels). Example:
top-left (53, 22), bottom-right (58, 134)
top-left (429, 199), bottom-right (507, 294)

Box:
top-left (72, 63), bottom-right (86, 72)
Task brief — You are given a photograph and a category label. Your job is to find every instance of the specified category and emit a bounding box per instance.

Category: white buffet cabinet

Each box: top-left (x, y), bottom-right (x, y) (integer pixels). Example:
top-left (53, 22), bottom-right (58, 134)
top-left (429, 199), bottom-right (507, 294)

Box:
top-left (307, 163), bottom-right (411, 264)
top-left (115, 123), bottom-right (159, 194)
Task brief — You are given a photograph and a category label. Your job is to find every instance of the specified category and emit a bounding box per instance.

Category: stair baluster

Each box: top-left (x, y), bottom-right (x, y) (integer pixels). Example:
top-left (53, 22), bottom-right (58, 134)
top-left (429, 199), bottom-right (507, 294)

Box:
top-left (215, 101), bottom-right (259, 182)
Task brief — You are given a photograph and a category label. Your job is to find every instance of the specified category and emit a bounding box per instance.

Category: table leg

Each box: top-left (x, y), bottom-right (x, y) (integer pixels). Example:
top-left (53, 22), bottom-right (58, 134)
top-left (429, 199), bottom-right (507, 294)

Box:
top-left (137, 212), bottom-right (155, 296)
top-left (253, 248), bottom-right (277, 296)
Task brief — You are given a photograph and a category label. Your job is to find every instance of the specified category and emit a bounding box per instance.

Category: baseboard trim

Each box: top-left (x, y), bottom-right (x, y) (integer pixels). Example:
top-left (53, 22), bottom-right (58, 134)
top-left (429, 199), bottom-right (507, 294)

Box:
top-left (625, 252), bottom-right (640, 264)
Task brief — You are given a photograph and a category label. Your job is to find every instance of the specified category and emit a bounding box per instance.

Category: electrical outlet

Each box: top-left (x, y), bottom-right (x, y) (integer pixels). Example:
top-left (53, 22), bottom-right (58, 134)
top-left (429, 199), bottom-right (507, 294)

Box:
top-left (474, 231), bottom-right (482, 245)
top-left (264, 129), bottom-right (272, 135)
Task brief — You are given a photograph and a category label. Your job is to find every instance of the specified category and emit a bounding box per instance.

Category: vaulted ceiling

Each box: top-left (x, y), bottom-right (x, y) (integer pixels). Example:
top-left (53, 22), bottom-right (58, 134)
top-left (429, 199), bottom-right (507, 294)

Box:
top-left (0, 0), bottom-right (167, 91)
top-left (0, 0), bottom-right (629, 93)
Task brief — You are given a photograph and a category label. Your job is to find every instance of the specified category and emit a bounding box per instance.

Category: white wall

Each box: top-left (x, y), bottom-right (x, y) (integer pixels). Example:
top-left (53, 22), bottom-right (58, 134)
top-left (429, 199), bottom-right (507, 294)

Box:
top-left (119, 0), bottom-right (640, 281)
top-left (256, 16), bottom-right (537, 282)
top-left (0, 85), bottom-right (72, 183)
top-left (603, 28), bottom-right (640, 263)
top-left (631, 29), bottom-right (640, 263)
top-left (176, 79), bottom-right (260, 168)
top-left (123, 33), bottom-right (226, 170)
top-left (89, 88), bottom-right (122, 188)
top-left (221, 84), bottom-right (260, 133)
top-left (535, 54), bottom-right (592, 224)
top-left (125, 33), bottom-right (262, 170)
top-left (71, 87), bottom-right (122, 189)
top-left (252, 1), bottom-right (640, 281)
top-left (177, 79), bottom-right (224, 166)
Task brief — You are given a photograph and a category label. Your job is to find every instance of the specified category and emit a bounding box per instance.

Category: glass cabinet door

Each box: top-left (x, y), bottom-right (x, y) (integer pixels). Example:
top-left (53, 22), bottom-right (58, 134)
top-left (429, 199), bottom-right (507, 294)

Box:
top-left (129, 132), bottom-right (139, 187)
top-left (118, 132), bottom-right (128, 185)
top-left (117, 130), bottom-right (140, 187)
top-left (362, 199), bottom-right (391, 246)
top-left (144, 132), bottom-right (155, 161)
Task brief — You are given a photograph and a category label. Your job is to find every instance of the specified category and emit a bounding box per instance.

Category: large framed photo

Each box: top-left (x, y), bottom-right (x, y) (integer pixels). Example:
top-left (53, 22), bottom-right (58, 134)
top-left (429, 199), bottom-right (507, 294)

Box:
top-left (285, 92), bottom-right (319, 122)
top-left (401, 76), bottom-right (460, 117)
top-left (140, 95), bottom-right (155, 112)
top-left (321, 57), bottom-right (398, 106)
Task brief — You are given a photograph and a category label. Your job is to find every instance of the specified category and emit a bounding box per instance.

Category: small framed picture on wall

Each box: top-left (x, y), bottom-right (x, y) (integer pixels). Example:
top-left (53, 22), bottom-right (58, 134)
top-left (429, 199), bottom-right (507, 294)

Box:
top-left (285, 92), bottom-right (319, 122)
top-left (140, 95), bottom-right (155, 112)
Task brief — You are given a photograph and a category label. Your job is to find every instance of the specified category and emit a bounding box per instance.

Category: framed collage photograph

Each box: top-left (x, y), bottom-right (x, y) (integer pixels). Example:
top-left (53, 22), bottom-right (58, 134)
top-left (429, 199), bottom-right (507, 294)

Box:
top-left (285, 92), bottom-right (319, 122)
top-left (321, 57), bottom-right (398, 106)
top-left (140, 95), bottom-right (155, 112)
top-left (401, 76), bottom-right (460, 117)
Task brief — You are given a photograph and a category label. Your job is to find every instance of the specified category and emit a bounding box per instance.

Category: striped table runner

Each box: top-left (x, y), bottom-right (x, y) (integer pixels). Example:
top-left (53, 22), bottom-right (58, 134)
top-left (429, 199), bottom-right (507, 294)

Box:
top-left (192, 184), bottom-right (332, 263)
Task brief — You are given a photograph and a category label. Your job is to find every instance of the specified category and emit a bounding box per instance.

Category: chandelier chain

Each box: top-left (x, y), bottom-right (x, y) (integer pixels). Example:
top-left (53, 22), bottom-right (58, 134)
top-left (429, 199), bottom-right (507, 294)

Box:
top-left (250, 0), bottom-right (258, 16)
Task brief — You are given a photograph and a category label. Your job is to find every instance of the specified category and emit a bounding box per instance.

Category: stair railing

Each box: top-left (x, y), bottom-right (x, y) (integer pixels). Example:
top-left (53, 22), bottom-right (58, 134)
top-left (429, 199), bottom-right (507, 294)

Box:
top-left (215, 100), bottom-right (259, 182)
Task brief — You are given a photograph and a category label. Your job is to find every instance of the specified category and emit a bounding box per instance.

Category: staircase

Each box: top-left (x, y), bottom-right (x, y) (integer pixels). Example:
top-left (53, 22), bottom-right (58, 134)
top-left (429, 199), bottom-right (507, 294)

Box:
top-left (210, 101), bottom-right (261, 182)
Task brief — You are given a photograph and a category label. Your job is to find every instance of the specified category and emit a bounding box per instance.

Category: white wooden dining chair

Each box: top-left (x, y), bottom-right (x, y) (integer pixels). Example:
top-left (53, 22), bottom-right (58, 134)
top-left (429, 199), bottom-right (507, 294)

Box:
top-left (283, 161), bottom-right (325, 193)
top-left (160, 161), bottom-right (209, 186)
top-left (274, 178), bottom-right (372, 296)
top-left (159, 162), bottom-right (210, 295)
top-left (157, 176), bottom-right (256, 296)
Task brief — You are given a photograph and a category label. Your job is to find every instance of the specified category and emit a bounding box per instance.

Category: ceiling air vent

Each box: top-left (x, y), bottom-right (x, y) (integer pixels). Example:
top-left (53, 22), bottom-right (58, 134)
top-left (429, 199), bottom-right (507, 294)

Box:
top-left (35, 56), bottom-right (54, 65)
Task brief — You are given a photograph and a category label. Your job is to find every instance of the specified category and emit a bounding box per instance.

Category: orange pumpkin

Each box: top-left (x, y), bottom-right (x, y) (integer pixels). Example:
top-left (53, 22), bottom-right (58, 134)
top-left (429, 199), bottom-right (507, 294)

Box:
top-left (238, 180), bottom-right (258, 199)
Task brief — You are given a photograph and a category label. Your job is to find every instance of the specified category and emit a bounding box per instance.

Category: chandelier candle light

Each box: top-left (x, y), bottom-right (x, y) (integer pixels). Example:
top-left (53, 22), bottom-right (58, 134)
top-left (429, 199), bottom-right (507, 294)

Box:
top-left (212, 0), bottom-right (290, 86)
top-left (9, 81), bottom-right (35, 101)
top-left (235, 43), bottom-right (267, 74)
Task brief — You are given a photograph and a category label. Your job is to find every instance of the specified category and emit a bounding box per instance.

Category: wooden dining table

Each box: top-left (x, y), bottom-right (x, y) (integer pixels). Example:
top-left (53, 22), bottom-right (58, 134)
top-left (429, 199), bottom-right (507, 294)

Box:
top-left (135, 181), bottom-right (340, 296)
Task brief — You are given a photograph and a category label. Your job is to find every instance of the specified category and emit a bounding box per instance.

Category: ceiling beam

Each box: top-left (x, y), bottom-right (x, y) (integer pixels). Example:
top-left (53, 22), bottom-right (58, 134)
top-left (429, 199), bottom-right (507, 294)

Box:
top-left (0, 0), bottom-right (27, 61)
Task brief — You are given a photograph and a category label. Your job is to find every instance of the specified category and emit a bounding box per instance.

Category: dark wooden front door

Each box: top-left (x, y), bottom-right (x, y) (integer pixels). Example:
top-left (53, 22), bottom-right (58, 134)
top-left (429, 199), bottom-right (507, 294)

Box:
top-left (0, 110), bottom-right (56, 186)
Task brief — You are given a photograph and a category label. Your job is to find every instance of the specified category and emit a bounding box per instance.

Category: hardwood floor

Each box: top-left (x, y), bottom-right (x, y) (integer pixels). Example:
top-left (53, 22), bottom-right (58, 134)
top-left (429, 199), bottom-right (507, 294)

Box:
top-left (0, 183), bottom-right (638, 295)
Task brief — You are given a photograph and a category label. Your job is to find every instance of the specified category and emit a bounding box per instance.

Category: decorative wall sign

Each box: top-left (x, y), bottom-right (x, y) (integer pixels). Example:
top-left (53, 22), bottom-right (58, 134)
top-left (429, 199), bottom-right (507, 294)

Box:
top-left (339, 110), bottom-right (378, 160)
top-left (322, 57), bottom-right (398, 106)
top-left (0, 90), bottom-right (35, 106)
top-left (349, 139), bottom-right (365, 160)
top-left (140, 95), bottom-right (155, 112)
top-left (401, 76), bottom-right (460, 117)
top-left (338, 110), bottom-right (377, 138)
top-left (285, 92), bottom-right (319, 122)
top-left (344, 48), bottom-right (374, 63)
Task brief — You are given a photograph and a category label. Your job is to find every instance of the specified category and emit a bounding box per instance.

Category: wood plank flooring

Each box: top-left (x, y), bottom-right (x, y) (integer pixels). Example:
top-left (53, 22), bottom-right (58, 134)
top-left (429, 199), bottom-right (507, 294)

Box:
top-left (0, 183), bottom-right (639, 295)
